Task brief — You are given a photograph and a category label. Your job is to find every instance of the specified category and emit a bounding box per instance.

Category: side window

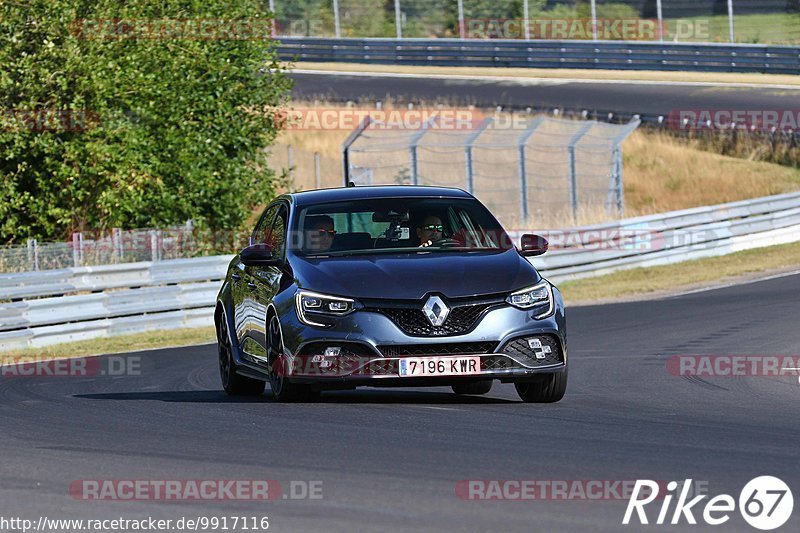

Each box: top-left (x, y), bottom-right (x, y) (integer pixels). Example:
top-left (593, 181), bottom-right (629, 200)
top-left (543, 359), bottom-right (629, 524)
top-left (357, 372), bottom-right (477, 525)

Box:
top-left (252, 205), bottom-right (278, 245)
top-left (266, 205), bottom-right (288, 258)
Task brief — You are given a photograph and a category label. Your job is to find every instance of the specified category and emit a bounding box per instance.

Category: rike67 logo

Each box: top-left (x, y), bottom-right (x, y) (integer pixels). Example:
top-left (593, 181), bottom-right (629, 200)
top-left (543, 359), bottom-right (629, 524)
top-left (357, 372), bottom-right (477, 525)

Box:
top-left (623, 476), bottom-right (793, 530)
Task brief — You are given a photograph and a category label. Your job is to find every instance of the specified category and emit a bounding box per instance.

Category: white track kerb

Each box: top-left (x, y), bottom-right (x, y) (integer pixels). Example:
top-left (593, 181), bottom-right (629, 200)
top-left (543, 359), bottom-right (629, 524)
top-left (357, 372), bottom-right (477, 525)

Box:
top-left (2, 191), bottom-right (800, 351)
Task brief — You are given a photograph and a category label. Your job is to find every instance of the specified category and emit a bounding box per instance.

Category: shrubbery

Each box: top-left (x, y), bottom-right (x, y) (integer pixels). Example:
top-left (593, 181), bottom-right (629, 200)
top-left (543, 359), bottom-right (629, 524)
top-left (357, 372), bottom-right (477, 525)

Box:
top-left (0, 0), bottom-right (291, 244)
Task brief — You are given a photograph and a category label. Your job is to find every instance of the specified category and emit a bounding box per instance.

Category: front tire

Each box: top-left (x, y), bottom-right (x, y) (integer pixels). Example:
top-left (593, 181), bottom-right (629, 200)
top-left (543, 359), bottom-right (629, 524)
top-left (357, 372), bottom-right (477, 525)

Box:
top-left (514, 371), bottom-right (567, 403)
top-left (267, 315), bottom-right (319, 403)
top-left (217, 312), bottom-right (265, 396)
top-left (452, 380), bottom-right (493, 395)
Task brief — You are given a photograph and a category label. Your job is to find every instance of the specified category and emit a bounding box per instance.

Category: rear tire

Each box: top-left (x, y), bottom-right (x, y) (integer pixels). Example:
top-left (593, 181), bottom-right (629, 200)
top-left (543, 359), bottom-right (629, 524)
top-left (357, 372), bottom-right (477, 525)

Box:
top-left (514, 371), bottom-right (567, 403)
top-left (452, 380), bottom-right (493, 395)
top-left (267, 315), bottom-right (320, 403)
top-left (217, 312), bottom-right (265, 396)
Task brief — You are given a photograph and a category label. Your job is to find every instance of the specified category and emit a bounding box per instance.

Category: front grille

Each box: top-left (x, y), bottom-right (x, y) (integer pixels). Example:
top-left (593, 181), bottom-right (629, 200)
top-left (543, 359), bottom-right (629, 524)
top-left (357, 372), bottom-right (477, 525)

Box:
top-left (377, 341), bottom-right (498, 358)
top-left (367, 300), bottom-right (504, 337)
top-left (501, 335), bottom-right (563, 367)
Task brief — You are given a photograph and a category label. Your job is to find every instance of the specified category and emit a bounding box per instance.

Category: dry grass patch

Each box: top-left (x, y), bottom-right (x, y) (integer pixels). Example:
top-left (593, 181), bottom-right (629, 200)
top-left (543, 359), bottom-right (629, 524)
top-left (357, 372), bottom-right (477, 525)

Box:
top-left (1, 327), bottom-right (216, 362)
top-left (559, 241), bottom-right (800, 304)
top-left (622, 131), bottom-right (800, 215)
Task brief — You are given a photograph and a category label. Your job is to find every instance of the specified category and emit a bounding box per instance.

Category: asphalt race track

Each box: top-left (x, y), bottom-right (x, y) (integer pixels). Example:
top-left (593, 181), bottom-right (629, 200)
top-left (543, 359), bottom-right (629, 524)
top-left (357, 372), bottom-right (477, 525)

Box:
top-left (1, 273), bottom-right (798, 532)
top-left (289, 70), bottom-right (800, 120)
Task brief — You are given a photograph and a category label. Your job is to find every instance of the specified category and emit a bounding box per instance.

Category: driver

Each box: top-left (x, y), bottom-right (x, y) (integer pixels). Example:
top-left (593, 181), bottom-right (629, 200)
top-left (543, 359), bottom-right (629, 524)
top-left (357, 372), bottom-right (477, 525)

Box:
top-left (304, 215), bottom-right (336, 253)
top-left (417, 214), bottom-right (444, 248)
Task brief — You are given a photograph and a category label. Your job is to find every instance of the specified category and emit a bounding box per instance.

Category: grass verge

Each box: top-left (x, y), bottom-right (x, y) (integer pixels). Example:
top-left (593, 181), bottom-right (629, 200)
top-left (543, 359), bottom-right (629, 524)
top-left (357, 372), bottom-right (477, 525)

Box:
top-left (1, 326), bottom-right (216, 362)
top-left (288, 62), bottom-right (800, 87)
top-left (559, 240), bottom-right (800, 304)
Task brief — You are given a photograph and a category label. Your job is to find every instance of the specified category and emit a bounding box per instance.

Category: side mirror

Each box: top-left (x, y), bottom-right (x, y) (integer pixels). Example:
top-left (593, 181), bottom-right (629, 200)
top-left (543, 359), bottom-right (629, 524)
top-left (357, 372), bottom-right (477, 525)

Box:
top-left (520, 234), bottom-right (548, 257)
top-left (240, 244), bottom-right (280, 267)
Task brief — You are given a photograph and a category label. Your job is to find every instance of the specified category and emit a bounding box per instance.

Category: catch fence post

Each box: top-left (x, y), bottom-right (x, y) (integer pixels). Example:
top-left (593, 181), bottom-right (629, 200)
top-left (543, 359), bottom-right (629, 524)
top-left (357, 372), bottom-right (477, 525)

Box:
top-left (517, 117), bottom-right (545, 224)
top-left (567, 122), bottom-right (595, 222)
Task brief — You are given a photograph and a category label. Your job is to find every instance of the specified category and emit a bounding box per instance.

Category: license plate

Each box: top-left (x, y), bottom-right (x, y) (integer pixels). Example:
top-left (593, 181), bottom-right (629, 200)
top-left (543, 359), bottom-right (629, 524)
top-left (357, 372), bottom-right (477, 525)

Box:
top-left (398, 356), bottom-right (481, 377)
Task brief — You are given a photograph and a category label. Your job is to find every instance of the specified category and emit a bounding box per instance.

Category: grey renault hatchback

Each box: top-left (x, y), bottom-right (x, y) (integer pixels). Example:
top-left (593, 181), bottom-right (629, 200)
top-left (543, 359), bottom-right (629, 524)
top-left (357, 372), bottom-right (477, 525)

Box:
top-left (215, 186), bottom-right (567, 402)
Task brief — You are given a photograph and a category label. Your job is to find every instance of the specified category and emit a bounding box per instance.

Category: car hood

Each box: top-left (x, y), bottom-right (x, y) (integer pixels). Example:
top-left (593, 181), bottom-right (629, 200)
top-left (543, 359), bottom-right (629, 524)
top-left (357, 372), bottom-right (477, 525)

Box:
top-left (291, 249), bottom-right (541, 300)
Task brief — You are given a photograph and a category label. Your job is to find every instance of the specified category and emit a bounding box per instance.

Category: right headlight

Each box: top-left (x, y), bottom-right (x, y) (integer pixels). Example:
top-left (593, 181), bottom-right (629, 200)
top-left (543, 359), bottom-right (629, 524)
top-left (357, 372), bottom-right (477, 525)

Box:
top-left (295, 290), bottom-right (359, 327)
top-left (505, 281), bottom-right (554, 319)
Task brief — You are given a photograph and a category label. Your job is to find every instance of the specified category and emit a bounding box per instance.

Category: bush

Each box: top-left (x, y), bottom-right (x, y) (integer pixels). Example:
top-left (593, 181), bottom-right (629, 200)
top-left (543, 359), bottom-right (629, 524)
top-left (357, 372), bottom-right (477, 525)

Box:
top-left (0, 0), bottom-right (291, 244)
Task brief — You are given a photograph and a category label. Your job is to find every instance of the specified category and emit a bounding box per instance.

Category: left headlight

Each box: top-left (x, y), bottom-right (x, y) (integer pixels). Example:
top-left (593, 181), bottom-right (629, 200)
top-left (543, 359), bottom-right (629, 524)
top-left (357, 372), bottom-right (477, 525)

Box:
top-left (295, 290), bottom-right (358, 327)
top-left (505, 281), bottom-right (554, 319)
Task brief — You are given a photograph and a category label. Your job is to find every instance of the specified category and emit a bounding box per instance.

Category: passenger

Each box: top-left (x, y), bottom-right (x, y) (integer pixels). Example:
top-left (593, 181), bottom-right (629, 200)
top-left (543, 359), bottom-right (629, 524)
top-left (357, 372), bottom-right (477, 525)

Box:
top-left (304, 215), bottom-right (336, 253)
top-left (416, 214), bottom-right (444, 248)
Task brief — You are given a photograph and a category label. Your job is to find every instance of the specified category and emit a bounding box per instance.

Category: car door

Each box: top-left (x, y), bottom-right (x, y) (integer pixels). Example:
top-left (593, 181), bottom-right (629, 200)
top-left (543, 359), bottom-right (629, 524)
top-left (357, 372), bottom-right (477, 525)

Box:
top-left (243, 202), bottom-right (288, 361)
top-left (234, 204), bottom-right (278, 359)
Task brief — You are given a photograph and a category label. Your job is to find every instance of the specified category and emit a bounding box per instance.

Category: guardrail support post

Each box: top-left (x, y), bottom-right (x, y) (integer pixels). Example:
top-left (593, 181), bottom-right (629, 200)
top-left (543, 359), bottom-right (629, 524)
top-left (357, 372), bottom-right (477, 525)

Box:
top-left (72, 232), bottom-right (83, 267)
top-left (727, 0), bottom-right (735, 43)
top-left (394, 0), bottom-right (402, 39)
top-left (27, 239), bottom-right (40, 271)
top-left (150, 230), bottom-right (159, 262)
top-left (457, 0), bottom-right (465, 39)
top-left (517, 116), bottom-right (545, 224)
top-left (113, 228), bottom-right (122, 262)
top-left (523, 0), bottom-right (530, 40)
top-left (333, 0), bottom-right (341, 38)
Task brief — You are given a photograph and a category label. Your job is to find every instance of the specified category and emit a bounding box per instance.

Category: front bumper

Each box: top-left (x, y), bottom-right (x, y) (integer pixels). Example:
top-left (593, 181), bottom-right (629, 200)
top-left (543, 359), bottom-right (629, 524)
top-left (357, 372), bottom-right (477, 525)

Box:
top-left (273, 298), bottom-right (567, 387)
top-left (287, 353), bottom-right (565, 387)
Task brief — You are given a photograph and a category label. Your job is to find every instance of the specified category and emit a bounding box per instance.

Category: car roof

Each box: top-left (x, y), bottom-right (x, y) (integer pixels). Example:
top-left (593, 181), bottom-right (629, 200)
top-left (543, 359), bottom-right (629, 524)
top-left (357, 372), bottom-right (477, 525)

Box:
top-left (285, 185), bottom-right (474, 207)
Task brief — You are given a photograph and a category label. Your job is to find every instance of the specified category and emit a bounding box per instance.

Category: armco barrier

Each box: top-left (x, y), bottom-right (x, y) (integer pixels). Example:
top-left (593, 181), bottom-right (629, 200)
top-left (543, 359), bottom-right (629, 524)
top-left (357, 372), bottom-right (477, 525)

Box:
top-left (2, 191), bottom-right (800, 350)
top-left (0, 257), bottom-right (232, 350)
top-left (277, 38), bottom-right (800, 75)
top-left (510, 190), bottom-right (800, 279)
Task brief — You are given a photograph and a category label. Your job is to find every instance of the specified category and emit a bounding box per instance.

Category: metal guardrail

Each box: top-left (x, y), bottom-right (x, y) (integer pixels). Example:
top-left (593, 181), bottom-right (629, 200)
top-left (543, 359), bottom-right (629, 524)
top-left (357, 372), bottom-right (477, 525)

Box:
top-left (2, 191), bottom-right (800, 350)
top-left (511, 190), bottom-right (800, 281)
top-left (0, 257), bottom-right (232, 350)
top-left (277, 37), bottom-right (800, 74)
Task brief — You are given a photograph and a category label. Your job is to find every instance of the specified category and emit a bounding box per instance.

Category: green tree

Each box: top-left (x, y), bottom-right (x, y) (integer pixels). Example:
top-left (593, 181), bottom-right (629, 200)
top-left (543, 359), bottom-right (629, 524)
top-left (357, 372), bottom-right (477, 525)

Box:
top-left (0, 0), bottom-right (291, 243)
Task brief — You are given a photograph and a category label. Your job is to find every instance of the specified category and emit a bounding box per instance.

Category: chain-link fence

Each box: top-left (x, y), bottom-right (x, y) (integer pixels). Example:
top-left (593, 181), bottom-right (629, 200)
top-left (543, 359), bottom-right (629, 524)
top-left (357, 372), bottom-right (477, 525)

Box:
top-left (0, 224), bottom-right (251, 273)
top-left (340, 114), bottom-right (639, 228)
top-left (271, 0), bottom-right (800, 44)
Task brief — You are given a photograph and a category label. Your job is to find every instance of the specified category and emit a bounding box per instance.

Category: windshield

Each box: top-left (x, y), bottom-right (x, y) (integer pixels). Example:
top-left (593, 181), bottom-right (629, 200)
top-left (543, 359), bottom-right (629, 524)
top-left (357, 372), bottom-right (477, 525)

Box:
top-left (294, 197), bottom-right (514, 256)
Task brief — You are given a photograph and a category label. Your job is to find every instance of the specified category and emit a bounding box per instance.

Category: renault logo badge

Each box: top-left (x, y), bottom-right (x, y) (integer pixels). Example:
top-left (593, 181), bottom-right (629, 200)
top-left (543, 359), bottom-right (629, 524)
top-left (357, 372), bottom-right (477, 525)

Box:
top-left (423, 295), bottom-right (450, 327)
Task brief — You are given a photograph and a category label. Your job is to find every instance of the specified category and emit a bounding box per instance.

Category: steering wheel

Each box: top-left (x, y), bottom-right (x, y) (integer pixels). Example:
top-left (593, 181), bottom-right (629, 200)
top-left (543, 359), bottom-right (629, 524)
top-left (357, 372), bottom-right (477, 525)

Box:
top-left (422, 238), bottom-right (462, 248)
